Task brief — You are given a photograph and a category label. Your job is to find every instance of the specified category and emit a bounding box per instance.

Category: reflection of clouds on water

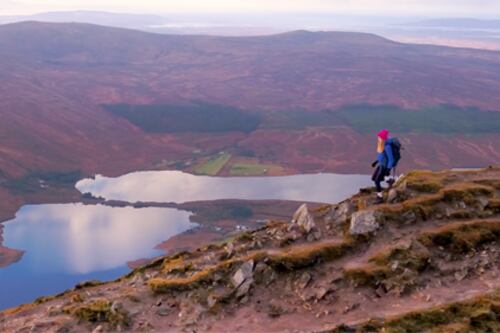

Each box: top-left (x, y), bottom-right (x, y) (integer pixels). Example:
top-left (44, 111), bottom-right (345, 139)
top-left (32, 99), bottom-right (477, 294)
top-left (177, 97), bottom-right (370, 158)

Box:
top-left (76, 171), bottom-right (371, 204)
top-left (3, 204), bottom-right (196, 274)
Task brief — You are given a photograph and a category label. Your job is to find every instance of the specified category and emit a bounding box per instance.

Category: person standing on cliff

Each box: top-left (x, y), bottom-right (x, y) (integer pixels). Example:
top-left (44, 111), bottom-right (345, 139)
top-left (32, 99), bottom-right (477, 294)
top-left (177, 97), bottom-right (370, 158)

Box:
top-left (371, 129), bottom-right (402, 204)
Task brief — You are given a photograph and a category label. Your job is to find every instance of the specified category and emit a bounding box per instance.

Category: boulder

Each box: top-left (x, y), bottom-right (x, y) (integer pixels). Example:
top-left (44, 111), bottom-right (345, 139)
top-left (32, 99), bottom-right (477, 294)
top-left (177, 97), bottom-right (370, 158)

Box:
top-left (349, 210), bottom-right (380, 235)
top-left (254, 262), bottom-right (277, 286)
top-left (291, 204), bottom-right (316, 233)
top-left (231, 260), bottom-right (254, 288)
top-left (387, 189), bottom-right (398, 203)
top-left (235, 278), bottom-right (253, 298)
top-left (327, 201), bottom-right (354, 224)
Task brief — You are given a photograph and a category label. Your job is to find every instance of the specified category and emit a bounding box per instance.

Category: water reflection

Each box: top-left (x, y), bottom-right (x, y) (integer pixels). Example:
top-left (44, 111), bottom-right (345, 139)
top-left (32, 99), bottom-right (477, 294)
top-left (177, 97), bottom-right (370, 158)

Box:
top-left (0, 204), bottom-right (196, 309)
top-left (76, 171), bottom-right (371, 204)
top-left (2, 204), bottom-right (195, 274)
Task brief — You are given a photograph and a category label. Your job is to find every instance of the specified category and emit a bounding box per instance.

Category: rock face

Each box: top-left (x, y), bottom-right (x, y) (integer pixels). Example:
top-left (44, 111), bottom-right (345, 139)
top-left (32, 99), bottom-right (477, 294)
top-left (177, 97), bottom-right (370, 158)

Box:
top-left (291, 204), bottom-right (316, 233)
top-left (349, 210), bottom-right (380, 235)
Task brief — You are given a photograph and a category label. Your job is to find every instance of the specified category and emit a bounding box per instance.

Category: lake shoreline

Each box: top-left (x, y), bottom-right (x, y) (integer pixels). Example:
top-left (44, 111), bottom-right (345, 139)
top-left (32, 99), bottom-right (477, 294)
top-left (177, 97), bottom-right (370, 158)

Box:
top-left (0, 170), bottom-right (371, 309)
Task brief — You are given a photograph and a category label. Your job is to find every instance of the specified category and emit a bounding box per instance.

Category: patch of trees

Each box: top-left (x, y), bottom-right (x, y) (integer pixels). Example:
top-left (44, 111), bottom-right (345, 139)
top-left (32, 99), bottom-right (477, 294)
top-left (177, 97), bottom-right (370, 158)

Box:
top-left (104, 103), bottom-right (261, 134)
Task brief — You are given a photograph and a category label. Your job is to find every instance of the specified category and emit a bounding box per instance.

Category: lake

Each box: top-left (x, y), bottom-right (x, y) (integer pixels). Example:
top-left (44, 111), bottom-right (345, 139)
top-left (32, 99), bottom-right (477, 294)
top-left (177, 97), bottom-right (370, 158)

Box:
top-left (0, 204), bottom-right (196, 310)
top-left (76, 170), bottom-right (371, 204)
top-left (1, 171), bottom-right (371, 310)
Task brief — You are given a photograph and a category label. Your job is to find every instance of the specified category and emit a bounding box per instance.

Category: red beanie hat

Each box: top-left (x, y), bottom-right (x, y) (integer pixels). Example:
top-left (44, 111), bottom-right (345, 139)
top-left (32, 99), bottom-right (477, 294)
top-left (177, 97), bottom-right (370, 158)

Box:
top-left (378, 129), bottom-right (389, 141)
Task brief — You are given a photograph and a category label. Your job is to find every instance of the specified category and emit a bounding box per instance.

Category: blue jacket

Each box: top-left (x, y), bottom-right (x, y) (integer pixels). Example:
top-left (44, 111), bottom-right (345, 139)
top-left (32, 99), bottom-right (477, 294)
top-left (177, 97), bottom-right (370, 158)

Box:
top-left (377, 138), bottom-right (395, 169)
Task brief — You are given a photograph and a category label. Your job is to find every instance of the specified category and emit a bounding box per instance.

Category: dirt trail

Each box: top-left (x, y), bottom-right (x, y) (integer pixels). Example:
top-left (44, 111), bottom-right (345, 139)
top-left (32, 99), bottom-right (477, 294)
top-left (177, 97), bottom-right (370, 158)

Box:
top-left (1, 167), bottom-right (499, 332)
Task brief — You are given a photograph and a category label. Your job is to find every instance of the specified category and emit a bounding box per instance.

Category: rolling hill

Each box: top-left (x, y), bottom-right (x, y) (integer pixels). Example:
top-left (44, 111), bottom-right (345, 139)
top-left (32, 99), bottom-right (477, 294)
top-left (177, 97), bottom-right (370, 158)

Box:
top-left (0, 21), bottom-right (499, 221)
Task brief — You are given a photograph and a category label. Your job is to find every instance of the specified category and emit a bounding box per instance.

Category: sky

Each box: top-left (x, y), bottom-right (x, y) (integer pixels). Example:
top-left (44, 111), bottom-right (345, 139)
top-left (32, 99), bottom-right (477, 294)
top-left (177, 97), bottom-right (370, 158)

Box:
top-left (2, 0), bottom-right (500, 18)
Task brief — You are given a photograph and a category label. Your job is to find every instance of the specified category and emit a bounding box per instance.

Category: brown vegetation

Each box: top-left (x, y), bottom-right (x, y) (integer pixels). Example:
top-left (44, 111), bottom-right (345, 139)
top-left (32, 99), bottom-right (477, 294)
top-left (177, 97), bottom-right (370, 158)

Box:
top-left (0, 168), bottom-right (499, 332)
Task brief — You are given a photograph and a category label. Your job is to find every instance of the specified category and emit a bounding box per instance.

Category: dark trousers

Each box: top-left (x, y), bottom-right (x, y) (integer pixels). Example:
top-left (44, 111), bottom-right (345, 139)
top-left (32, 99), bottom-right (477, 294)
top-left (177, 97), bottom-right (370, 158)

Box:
top-left (372, 165), bottom-right (389, 192)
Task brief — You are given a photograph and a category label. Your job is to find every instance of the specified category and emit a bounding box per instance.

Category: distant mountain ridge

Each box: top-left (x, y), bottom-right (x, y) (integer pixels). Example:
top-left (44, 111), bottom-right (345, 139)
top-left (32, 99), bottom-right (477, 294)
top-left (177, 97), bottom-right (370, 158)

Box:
top-left (0, 22), bottom-right (394, 62)
top-left (0, 10), bottom-right (168, 30)
top-left (408, 18), bottom-right (500, 30)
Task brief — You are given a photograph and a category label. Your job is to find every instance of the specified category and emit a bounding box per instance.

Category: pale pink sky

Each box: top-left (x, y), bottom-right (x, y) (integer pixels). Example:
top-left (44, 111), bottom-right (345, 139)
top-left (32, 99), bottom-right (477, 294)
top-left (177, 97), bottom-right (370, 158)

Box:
top-left (2, 0), bottom-right (500, 17)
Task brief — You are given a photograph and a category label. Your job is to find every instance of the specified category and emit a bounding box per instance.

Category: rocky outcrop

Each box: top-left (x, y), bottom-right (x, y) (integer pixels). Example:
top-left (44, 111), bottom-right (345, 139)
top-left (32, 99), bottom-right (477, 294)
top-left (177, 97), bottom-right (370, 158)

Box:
top-left (291, 203), bottom-right (316, 233)
top-left (349, 210), bottom-right (380, 235)
top-left (1, 167), bottom-right (499, 333)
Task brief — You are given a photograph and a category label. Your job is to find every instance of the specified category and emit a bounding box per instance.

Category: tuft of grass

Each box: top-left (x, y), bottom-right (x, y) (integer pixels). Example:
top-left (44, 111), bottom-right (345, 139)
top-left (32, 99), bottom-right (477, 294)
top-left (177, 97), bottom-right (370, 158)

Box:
top-left (149, 240), bottom-right (354, 294)
top-left (33, 296), bottom-right (56, 305)
top-left (344, 242), bottom-right (430, 289)
top-left (370, 242), bottom-right (430, 272)
top-left (74, 280), bottom-right (103, 290)
top-left (0, 304), bottom-right (36, 316)
top-left (149, 257), bottom-right (243, 294)
top-left (441, 183), bottom-right (494, 203)
top-left (405, 170), bottom-right (445, 194)
top-left (419, 220), bottom-right (500, 254)
top-left (123, 253), bottom-right (188, 280)
top-left (325, 289), bottom-right (500, 333)
top-left (487, 198), bottom-right (500, 212)
top-left (343, 264), bottom-right (390, 287)
top-left (474, 179), bottom-right (500, 190)
top-left (268, 240), bottom-right (354, 271)
top-left (65, 299), bottom-right (130, 328)
top-left (377, 179), bottom-right (497, 225)
top-left (406, 177), bottom-right (443, 194)
top-left (161, 257), bottom-right (193, 275)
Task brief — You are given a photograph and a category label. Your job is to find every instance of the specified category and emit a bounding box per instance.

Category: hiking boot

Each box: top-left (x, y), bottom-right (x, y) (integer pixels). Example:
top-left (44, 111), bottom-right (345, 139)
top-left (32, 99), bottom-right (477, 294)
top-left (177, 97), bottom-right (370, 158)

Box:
top-left (374, 196), bottom-right (384, 205)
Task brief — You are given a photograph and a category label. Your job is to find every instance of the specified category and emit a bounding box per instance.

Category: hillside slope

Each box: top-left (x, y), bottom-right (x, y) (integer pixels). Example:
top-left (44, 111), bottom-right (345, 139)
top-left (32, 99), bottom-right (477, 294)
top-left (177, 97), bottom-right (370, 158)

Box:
top-left (1, 167), bottom-right (499, 332)
top-left (0, 22), bottom-right (499, 241)
top-left (2, 22), bottom-right (500, 111)
top-left (0, 22), bottom-right (499, 178)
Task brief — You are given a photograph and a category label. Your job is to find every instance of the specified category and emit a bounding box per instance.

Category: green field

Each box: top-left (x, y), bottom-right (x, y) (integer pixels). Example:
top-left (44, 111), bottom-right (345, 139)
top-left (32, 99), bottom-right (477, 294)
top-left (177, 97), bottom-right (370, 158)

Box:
top-left (229, 163), bottom-right (270, 176)
top-left (194, 153), bottom-right (231, 176)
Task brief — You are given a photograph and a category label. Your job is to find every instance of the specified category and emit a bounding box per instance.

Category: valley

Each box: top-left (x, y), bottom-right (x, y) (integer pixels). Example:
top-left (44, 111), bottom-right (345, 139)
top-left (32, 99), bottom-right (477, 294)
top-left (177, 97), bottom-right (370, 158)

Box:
top-left (0, 21), bottom-right (499, 317)
top-left (1, 23), bottom-right (499, 185)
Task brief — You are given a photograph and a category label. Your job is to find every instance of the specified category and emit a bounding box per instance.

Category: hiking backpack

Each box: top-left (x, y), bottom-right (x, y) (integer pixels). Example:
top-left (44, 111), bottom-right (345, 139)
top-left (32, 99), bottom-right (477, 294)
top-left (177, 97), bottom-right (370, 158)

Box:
top-left (389, 138), bottom-right (402, 168)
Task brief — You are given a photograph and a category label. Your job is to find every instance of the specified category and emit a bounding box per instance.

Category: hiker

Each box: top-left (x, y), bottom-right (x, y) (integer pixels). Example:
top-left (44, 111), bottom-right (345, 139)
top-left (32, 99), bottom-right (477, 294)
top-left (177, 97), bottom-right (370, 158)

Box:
top-left (371, 129), bottom-right (401, 204)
